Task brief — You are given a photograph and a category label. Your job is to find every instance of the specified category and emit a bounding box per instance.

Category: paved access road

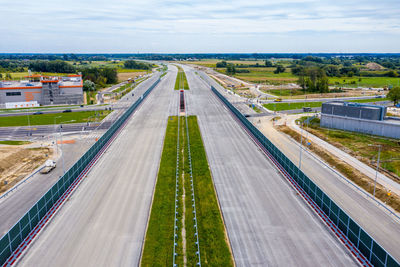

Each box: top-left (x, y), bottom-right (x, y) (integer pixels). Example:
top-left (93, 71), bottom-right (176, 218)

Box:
top-left (183, 65), bottom-right (358, 266)
top-left (16, 68), bottom-right (177, 266)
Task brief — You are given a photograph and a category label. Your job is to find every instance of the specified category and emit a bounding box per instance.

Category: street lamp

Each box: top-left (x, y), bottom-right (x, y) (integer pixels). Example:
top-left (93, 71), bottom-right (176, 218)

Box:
top-left (299, 122), bottom-right (304, 170)
top-left (58, 119), bottom-right (76, 175)
top-left (368, 144), bottom-right (382, 198)
top-left (54, 116), bottom-right (62, 156)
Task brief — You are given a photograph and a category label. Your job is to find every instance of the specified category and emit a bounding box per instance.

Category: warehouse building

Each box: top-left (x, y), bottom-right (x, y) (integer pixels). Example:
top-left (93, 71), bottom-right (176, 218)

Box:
top-left (320, 101), bottom-right (400, 139)
top-left (0, 74), bottom-right (83, 107)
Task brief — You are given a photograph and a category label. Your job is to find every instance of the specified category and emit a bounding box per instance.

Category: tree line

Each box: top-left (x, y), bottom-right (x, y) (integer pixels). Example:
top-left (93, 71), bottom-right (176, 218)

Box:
top-left (124, 60), bottom-right (153, 70)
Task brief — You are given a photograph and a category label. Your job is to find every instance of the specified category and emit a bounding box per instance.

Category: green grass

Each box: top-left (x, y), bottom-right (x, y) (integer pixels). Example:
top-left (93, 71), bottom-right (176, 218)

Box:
top-left (141, 116), bottom-right (179, 266)
top-left (141, 116), bottom-right (233, 266)
top-left (264, 98), bottom-right (390, 111)
top-left (0, 110), bottom-right (111, 127)
top-left (186, 116), bottom-right (233, 266)
top-left (0, 140), bottom-right (31, 145)
top-left (174, 67), bottom-right (189, 90)
top-left (348, 98), bottom-right (390, 103)
top-left (329, 76), bottom-right (400, 88)
top-left (264, 101), bottom-right (323, 111)
top-left (304, 121), bottom-right (400, 178)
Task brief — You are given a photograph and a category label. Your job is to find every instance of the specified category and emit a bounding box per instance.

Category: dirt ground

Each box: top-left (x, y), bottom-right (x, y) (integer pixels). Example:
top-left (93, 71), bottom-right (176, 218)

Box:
top-left (117, 72), bottom-right (147, 82)
top-left (0, 144), bottom-right (53, 193)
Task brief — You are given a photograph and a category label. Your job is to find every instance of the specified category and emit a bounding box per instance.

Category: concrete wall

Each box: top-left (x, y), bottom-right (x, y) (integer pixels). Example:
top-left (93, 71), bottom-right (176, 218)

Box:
top-left (321, 114), bottom-right (400, 139)
top-left (60, 86), bottom-right (83, 95)
top-left (321, 102), bottom-right (385, 121)
top-left (0, 89), bottom-right (42, 104)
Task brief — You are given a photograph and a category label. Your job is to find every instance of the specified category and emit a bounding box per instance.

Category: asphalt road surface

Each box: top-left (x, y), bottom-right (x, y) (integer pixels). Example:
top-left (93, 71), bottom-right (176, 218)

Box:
top-left (183, 66), bottom-right (358, 266)
top-left (17, 67), bottom-right (176, 266)
top-left (0, 73), bottom-right (161, 234)
top-left (201, 67), bottom-right (400, 263)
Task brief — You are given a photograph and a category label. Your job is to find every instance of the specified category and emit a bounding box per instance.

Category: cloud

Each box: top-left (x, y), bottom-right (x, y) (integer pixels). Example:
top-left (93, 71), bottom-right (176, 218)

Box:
top-left (0, 0), bottom-right (399, 52)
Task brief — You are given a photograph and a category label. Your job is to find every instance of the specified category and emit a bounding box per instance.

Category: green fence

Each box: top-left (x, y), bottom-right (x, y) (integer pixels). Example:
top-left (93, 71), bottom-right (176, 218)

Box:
top-left (211, 86), bottom-right (399, 267)
top-left (0, 78), bottom-right (160, 266)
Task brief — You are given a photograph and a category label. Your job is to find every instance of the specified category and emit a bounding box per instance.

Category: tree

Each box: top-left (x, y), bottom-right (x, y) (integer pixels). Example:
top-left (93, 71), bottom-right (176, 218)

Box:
top-left (226, 64), bottom-right (236, 75)
top-left (83, 80), bottom-right (96, 91)
top-left (216, 61), bottom-right (227, 68)
top-left (274, 65), bottom-right (285, 74)
top-left (265, 60), bottom-right (273, 67)
top-left (324, 65), bottom-right (340, 77)
top-left (387, 86), bottom-right (400, 105)
top-left (124, 60), bottom-right (152, 70)
top-left (385, 70), bottom-right (398, 77)
top-left (296, 67), bottom-right (329, 93)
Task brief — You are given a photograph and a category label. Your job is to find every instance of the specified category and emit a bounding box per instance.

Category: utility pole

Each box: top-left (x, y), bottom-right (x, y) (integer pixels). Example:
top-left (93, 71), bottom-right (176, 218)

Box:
top-left (54, 116), bottom-right (61, 156)
top-left (299, 122), bottom-right (304, 170)
top-left (368, 144), bottom-right (382, 198)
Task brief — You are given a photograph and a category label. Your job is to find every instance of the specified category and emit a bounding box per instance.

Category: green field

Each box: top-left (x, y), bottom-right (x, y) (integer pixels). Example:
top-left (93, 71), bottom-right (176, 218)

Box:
top-left (0, 110), bottom-right (111, 127)
top-left (264, 101), bottom-right (322, 111)
top-left (0, 140), bottom-right (31, 145)
top-left (264, 98), bottom-right (390, 111)
top-left (141, 116), bottom-right (233, 266)
top-left (329, 77), bottom-right (400, 88)
top-left (174, 67), bottom-right (189, 90)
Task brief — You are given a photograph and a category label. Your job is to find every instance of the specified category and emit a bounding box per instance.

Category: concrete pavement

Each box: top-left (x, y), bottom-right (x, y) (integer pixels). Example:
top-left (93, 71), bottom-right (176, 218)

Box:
top-left (184, 66), bottom-right (358, 266)
top-left (17, 67), bottom-right (176, 266)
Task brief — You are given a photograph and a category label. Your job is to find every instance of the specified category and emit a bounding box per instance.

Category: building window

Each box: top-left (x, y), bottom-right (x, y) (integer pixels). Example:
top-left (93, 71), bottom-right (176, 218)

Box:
top-left (6, 92), bottom-right (22, 96)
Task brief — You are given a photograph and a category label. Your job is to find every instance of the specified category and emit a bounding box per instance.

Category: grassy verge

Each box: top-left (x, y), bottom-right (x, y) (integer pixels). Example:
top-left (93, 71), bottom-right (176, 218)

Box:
top-left (297, 117), bottom-right (400, 179)
top-left (174, 67), bottom-right (189, 90)
top-left (141, 116), bottom-right (233, 266)
top-left (264, 101), bottom-right (322, 111)
top-left (0, 140), bottom-right (31, 145)
top-left (277, 125), bottom-right (400, 213)
top-left (0, 110), bottom-right (111, 127)
top-left (264, 98), bottom-right (390, 111)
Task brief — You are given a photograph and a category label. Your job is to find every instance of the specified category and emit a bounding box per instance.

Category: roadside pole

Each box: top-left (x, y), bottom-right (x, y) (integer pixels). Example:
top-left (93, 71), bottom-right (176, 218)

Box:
top-left (299, 122), bottom-right (304, 170)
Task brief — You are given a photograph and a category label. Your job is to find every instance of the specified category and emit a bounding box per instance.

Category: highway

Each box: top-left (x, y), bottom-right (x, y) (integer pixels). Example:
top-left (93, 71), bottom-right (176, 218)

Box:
top-left (201, 68), bottom-right (400, 262)
top-left (183, 65), bottom-right (358, 266)
top-left (0, 74), bottom-right (162, 235)
top-left (16, 67), bottom-right (176, 266)
top-left (9, 64), bottom-right (395, 266)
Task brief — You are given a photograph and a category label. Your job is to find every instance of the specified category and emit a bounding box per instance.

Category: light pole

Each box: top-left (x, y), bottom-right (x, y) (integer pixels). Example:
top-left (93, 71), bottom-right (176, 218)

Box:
top-left (27, 113), bottom-right (31, 140)
top-left (299, 122), bottom-right (304, 170)
top-left (368, 144), bottom-right (382, 198)
top-left (58, 119), bottom-right (76, 175)
top-left (54, 116), bottom-right (61, 156)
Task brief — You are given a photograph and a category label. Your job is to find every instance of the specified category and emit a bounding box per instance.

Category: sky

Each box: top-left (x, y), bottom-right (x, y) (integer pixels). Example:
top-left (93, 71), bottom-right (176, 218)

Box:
top-left (0, 0), bottom-right (399, 53)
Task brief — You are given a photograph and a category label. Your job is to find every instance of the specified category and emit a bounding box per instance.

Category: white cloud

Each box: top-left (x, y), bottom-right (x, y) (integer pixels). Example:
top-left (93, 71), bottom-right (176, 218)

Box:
top-left (0, 0), bottom-right (399, 52)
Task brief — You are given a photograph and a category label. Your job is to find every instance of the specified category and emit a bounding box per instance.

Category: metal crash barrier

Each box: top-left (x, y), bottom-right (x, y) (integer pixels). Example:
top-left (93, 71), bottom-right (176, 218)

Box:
top-left (211, 86), bottom-right (399, 267)
top-left (0, 78), bottom-right (160, 265)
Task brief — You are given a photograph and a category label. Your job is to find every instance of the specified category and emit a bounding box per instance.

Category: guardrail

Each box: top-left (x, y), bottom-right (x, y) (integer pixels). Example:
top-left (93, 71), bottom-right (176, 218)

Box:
top-left (0, 78), bottom-right (160, 266)
top-left (211, 86), bottom-right (399, 267)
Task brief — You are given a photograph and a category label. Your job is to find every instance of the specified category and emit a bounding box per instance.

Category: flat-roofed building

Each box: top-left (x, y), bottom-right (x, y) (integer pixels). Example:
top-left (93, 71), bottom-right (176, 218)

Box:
top-left (0, 74), bottom-right (83, 106)
top-left (321, 101), bottom-right (400, 139)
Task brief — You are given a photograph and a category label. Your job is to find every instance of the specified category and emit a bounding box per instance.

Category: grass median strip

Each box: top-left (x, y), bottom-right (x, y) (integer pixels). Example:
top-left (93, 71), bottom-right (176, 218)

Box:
top-left (174, 66), bottom-right (189, 90)
top-left (141, 116), bottom-right (233, 266)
